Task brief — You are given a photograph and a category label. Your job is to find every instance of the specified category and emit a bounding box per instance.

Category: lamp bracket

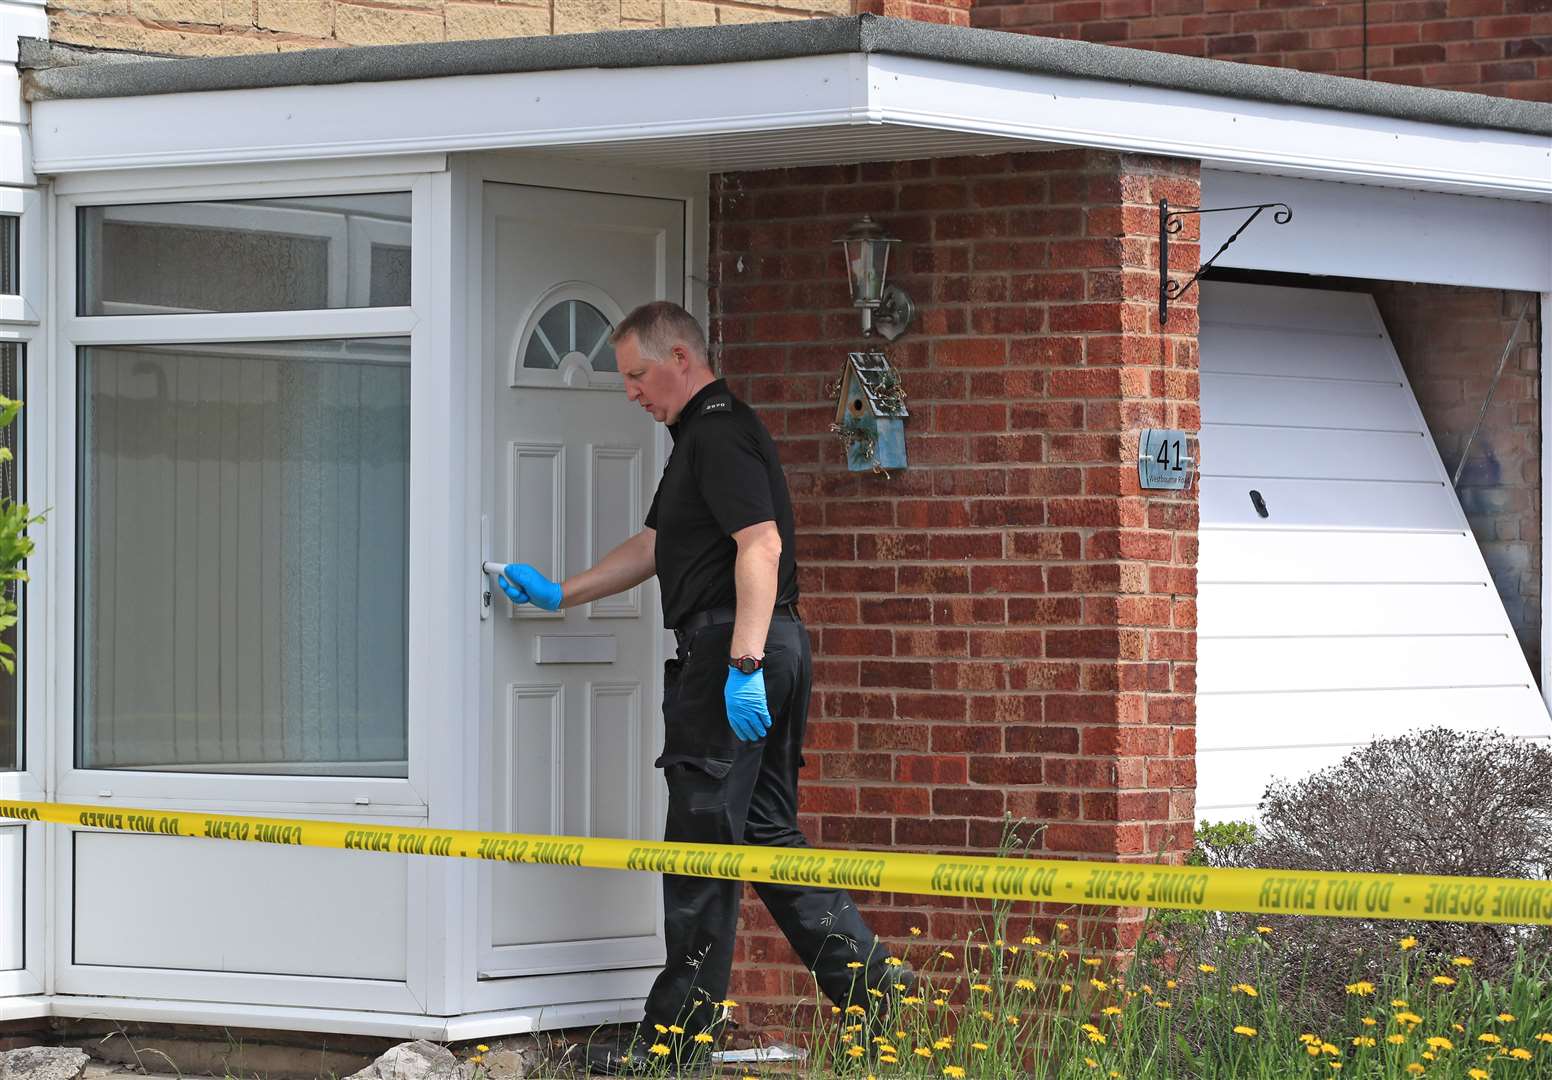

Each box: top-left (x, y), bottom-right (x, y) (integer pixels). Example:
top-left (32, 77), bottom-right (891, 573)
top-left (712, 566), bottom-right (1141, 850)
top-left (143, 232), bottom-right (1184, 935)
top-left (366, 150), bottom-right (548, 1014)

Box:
top-left (1158, 199), bottom-right (1292, 325)
top-left (871, 283), bottom-right (915, 342)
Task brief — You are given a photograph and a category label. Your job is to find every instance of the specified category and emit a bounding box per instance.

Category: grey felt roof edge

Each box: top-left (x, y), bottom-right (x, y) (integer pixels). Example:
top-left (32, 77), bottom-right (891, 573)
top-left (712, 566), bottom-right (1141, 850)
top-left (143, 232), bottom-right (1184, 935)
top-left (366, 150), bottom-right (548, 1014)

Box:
top-left (21, 14), bottom-right (1552, 138)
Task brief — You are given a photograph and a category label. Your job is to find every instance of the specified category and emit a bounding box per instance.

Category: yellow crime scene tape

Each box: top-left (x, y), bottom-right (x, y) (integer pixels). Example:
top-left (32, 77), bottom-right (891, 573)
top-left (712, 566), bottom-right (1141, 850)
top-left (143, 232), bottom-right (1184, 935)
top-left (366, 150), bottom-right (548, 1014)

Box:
top-left (2, 799), bottom-right (1549, 926)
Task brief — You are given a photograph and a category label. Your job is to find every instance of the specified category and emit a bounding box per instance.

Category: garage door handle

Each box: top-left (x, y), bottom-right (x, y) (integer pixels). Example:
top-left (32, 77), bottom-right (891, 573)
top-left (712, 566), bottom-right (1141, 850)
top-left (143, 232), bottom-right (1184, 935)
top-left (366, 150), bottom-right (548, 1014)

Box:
top-left (1249, 490), bottom-right (1269, 518)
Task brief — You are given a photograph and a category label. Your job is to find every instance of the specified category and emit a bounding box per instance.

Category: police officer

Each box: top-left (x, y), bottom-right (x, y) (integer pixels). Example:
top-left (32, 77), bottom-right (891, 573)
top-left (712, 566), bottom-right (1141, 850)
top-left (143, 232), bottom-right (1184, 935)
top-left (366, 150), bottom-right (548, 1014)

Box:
top-left (498, 301), bottom-right (899, 1076)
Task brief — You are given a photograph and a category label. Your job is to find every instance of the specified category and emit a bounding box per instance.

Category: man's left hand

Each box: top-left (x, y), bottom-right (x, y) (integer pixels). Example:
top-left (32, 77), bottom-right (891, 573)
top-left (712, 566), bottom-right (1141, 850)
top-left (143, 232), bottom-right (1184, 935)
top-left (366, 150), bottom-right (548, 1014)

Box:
top-left (724, 668), bottom-right (772, 741)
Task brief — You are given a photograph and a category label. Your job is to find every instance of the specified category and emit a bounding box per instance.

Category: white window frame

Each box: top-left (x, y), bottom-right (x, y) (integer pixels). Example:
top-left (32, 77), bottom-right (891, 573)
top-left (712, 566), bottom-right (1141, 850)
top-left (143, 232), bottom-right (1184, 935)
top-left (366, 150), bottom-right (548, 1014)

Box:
top-left (0, 179), bottom-right (45, 1002)
top-left (53, 169), bottom-right (438, 812)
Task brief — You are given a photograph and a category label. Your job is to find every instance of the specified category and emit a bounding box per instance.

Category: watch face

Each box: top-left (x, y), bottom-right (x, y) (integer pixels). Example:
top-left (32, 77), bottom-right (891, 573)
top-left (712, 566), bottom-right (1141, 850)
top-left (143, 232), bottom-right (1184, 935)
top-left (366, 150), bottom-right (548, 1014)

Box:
top-left (735, 656), bottom-right (760, 675)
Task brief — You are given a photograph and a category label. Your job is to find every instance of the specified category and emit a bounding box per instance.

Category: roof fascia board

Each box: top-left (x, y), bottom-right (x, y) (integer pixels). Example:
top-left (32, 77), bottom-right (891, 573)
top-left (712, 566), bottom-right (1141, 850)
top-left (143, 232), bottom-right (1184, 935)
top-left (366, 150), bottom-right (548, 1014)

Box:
top-left (30, 54), bottom-right (869, 174)
top-left (870, 54), bottom-right (1552, 200)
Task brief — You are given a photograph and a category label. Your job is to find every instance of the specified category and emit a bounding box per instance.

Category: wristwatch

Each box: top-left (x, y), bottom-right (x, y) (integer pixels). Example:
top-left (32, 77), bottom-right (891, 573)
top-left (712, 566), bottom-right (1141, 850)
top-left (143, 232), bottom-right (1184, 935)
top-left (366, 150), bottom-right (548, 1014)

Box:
top-left (729, 655), bottom-right (764, 675)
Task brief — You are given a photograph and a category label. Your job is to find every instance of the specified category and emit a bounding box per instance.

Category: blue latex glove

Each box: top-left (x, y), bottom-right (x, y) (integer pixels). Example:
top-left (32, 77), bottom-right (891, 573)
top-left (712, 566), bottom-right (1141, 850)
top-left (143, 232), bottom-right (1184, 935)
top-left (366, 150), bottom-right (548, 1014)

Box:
top-left (500, 563), bottom-right (563, 611)
top-left (724, 668), bottom-right (772, 742)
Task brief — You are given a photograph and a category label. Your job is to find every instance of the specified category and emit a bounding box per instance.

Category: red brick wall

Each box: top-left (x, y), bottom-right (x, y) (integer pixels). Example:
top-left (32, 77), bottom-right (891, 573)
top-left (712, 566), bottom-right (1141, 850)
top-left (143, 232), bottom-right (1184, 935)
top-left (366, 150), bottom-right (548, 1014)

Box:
top-left (970, 0), bottom-right (1552, 102)
top-left (708, 149), bottom-right (1202, 1033)
top-left (1372, 284), bottom-right (1543, 673)
top-left (858, 0), bottom-right (973, 25)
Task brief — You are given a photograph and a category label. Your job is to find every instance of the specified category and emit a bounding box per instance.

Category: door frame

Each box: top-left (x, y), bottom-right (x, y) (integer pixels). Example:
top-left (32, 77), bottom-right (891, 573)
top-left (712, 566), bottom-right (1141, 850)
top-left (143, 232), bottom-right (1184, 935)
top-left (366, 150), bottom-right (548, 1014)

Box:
top-left (453, 151), bottom-right (708, 1017)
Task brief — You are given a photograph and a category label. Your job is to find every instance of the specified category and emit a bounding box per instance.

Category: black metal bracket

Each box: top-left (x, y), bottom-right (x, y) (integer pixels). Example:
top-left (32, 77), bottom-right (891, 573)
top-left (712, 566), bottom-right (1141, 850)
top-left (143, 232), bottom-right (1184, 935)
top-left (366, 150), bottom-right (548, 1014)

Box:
top-left (1159, 200), bottom-right (1293, 325)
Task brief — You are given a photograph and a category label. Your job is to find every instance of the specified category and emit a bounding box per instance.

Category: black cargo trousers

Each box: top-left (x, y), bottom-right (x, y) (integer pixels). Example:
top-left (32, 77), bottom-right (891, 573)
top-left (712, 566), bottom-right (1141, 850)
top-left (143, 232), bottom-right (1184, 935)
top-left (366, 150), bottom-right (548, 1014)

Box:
top-left (638, 613), bottom-right (894, 1042)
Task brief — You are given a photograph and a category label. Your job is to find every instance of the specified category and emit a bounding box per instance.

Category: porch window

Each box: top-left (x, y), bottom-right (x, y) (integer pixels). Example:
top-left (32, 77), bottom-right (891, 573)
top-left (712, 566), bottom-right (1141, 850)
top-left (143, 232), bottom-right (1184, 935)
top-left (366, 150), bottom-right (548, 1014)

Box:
top-left (76, 339), bottom-right (409, 775)
top-left (77, 193), bottom-right (411, 316)
top-left (0, 343), bottom-right (20, 772)
top-left (0, 215), bottom-right (17, 295)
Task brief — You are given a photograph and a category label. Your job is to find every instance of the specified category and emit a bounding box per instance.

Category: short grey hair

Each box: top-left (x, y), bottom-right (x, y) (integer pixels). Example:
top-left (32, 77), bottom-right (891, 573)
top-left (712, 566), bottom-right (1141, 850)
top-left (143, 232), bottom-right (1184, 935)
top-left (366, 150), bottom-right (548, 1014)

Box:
top-left (609, 301), bottom-right (708, 365)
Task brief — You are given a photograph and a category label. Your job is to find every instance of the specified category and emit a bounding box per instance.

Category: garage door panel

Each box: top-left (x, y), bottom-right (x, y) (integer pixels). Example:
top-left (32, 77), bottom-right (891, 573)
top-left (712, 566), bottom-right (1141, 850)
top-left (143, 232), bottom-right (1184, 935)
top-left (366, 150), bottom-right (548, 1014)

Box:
top-left (1199, 529), bottom-right (1481, 583)
top-left (1201, 372), bottom-right (1416, 431)
top-left (1200, 635), bottom-right (1531, 695)
top-left (1200, 582), bottom-right (1507, 637)
top-left (1200, 324), bottom-right (1392, 382)
top-left (1197, 687), bottom-right (1551, 751)
top-left (1204, 281), bottom-right (1378, 334)
top-left (1201, 478), bottom-right (1456, 530)
top-left (1201, 426), bottom-right (1439, 483)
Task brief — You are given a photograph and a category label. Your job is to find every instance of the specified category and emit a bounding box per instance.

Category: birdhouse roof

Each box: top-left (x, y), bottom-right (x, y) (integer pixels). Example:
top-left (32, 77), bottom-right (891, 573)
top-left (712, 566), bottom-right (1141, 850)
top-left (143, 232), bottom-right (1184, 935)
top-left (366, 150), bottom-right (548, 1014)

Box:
top-left (837, 351), bottom-right (909, 419)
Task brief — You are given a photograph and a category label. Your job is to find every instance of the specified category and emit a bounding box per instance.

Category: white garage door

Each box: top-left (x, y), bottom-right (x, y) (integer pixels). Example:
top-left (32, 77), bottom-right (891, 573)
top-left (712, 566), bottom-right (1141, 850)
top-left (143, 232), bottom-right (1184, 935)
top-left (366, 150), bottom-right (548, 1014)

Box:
top-left (1196, 281), bottom-right (1551, 819)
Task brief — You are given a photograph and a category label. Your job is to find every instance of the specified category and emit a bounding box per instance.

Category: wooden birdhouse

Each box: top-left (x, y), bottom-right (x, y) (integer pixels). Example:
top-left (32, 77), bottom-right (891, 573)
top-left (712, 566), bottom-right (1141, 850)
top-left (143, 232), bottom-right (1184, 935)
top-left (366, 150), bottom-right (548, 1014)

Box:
top-left (833, 350), bottom-right (908, 473)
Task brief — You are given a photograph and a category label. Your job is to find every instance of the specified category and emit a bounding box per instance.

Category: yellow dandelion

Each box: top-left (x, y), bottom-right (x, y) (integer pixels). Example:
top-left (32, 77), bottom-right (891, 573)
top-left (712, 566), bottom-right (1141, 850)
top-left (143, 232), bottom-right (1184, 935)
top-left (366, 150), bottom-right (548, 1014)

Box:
top-left (1405, 1066), bottom-right (1424, 1075)
top-left (1329, 1065), bottom-right (1342, 1072)
top-left (914, 1047), bottom-right (933, 1058)
top-left (845, 1047), bottom-right (865, 1059)
top-left (830, 1006), bottom-right (841, 1015)
top-left (939, 950), bottom-right (955, 960)
top-left (1425, 1037), bottom-right (1453, 1051)
top-left (667, 1025), bottom-right (684, 1034)
top-left (933, 1038), bottom-right (953, 1051)
top-left (885, 956), bottom-right (903, 967)
top-left (1510, 1048), bottom-right (1532, 1060)
top-left (970, 983), bottom-right (992, 993)
top-left (868, 988), bottom-right (883, 998)
top-left (468, 1057), bottom-right (483, 1066)
top-left (693, 1033), bottom-right (713, 1045)
top-left (1198, 964), bottom-right (1216, 973)
top-left (1397, 1013), bottom-right (1425, 1026)
top-left (1142, 984), bottom-right (1153, 994)
top-left (1497, 1012), bottom-right (1515, 1022)
top-left (1432, 975), bottom-right (1456, 987)
top-left (1345, 981), bottom-right (1376, 995)
top-left (1361, 1017), bottom-right (1377, 1026)
top-left (910, 926), bottom-right (922, 936)
top-left (972, 1042), bottom-right (988, 1051)
top-left (1468, 1071), bottom-right (1489, 1080)
top-left (1234, 1026), bottom-right (1257, 1038)
top-left (847, 961), bottom-right (863, 969)
top-left (1538, 1033), bottom-right (1552, 1044)
top-left (1231, 983), bottom-right (1259, 997)
top-left (943, 1068), bottom-right (966, 1079)
top-left (1452, 956), bottom-right (1474, 967)
top-left (901, 996), bottom-right (923, 1005)
top-left (1091, 979), bottom-right (1109, 991)
top-left (845, 1005), bottom-right (866, 1016)
top-left (1479, 1033), bottom-right (1502, 1044)
top-left (1322, 1043), bottom-right (1340, 1056)
top-left (1392, 999), bottom-right (1409, 1007)
top-left (933, 999), bottom-right (948, 1007)
top-left (1060, 983), bottom-right (1073, 994)
top-left (1306, 1045), bottom-right (1322, 1057)
top-left (475, 1046), bottom-right (489, 1054)
top-left (1256, 925), bottom-right (1273, 934)
top-left (978, 1010), bottom-right (993, 1021)
top-left (1083, 957), bottom-right (1103, 967)
top-left (1102, 1006), bottom-right (1123, 1016)
top-left (648, 1044), bottom-right (670, 1057)
top-left (1022, 935), bottom-right (1042, 946)
top-left (1387, 1034), bottom-right (1407, 1045)
top-left (720, 999), bottom-right (739, 1007)
top-left (1086, 1031), bottom-right (1107, 1045)
top-left (879, 1058), bottom-right (898, 1066)
top-left (1154, 1001), bottom-right (1172, 1009)
top-left (1057, 922), bottom-right (1070, 931)
top-left (1015, 978), bottom-right (1036, 991)
top-left (1352, 1037), bottom-right (1376, 1047)
top-left (1399, 936), bottom-right (1418, 950)
top-left (1299, 1035), bottom-right (1322, 1045)
top-left (1084, 1058), bottom-right (1099, 1069)
top-left (1005, 1015), bottom-right (1019, 1025)
top-left (1166, 979), bottom-right (1178, 989)
top-left (653, 1024), bottom-right (668, 1034)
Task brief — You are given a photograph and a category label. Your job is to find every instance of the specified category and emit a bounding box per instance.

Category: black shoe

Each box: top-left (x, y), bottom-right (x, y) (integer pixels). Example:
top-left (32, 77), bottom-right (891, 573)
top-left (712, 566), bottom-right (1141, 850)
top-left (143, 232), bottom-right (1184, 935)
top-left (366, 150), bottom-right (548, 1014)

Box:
top-left (583, 1033), bottom-right (712, 1076)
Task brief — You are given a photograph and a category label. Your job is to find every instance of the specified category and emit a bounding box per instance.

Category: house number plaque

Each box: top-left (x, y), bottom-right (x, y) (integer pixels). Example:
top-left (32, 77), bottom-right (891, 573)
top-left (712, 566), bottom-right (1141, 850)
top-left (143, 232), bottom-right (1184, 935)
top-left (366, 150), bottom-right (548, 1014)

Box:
top-left (1138, 428), bottom-right (1195, 491)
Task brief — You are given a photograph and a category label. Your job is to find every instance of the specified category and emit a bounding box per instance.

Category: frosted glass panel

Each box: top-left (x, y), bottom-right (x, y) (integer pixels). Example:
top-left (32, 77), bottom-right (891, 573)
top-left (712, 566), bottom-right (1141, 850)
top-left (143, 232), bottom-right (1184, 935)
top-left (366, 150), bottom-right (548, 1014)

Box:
top-left (78, 193), bottom-right (411, 315)
top-left (76, 339), bottom-right (409, 775)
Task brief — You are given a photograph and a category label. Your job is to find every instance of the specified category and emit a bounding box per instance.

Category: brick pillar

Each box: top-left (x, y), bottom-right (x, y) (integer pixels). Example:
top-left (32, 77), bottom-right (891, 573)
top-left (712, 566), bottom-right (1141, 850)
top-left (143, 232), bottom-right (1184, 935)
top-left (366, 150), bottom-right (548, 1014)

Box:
top-left (708, 147), bottom-right (1201, 1034)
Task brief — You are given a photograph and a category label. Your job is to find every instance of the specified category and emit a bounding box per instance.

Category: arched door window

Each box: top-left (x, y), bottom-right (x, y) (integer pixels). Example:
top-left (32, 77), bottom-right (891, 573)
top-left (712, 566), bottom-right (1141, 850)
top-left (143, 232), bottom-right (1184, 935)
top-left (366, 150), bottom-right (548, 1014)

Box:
top-left (512, 283), bottom-right (625, 390)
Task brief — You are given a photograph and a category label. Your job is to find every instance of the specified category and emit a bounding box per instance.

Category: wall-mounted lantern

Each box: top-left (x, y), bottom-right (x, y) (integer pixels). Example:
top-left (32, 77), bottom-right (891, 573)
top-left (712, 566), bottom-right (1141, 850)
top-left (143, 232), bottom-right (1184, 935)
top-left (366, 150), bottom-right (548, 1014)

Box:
top-left (832, 350), bottom-right (908, 474)
top-left (835, 216), bottom-right (915, 341)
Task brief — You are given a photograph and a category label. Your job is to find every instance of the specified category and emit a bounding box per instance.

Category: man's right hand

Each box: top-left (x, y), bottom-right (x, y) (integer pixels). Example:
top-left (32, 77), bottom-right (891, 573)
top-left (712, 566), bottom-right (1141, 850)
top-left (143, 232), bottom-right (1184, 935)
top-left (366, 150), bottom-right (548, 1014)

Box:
top-left (500, 564), bottom-right (564, 611)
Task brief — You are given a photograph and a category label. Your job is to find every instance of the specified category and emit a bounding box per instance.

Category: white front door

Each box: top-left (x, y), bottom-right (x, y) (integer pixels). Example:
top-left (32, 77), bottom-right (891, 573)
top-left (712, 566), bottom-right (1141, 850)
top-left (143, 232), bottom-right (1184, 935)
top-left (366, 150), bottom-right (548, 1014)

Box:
top-left (479, 182), bottom-right (682, 979)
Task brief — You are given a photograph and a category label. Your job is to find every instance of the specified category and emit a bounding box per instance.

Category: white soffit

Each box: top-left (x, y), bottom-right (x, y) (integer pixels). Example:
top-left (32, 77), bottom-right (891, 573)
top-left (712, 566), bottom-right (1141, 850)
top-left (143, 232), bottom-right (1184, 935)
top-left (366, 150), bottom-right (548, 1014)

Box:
top-left (29, 52), bottom-right (1552, 201)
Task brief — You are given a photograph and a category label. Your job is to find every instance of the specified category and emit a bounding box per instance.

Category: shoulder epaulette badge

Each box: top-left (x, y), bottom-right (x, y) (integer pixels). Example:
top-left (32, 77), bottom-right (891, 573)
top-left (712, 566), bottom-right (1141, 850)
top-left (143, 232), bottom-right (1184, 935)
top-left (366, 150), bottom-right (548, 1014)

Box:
top-left (700, 395), bottom-right (732, 416)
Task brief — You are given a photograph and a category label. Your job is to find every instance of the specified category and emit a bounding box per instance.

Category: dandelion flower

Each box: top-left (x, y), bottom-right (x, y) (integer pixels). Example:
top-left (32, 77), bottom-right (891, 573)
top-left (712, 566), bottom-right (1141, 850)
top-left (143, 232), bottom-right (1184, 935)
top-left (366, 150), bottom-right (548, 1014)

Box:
top-left (648, 1044), bottom-right (670, 1057)
top-left (914, 1047), bottom-right (933, 1058)
top-left (1154, 1001), bottom-right (1172, 1010)
top-left (1022, 935), bottom-right (1042, 946)
top-left (972, 1043), bottom-right (988, 1051)
top-left (1399, 936), bottom-right (1418, 950)
top-left (475, 1045), bottom-right (489, 1053)
top-left (1387, 1035), bottom-right (1407, 1045)
top-left (1538, 1033), bottom-right (1552, 1044)
top-left (1233, 1026), bottom-right (1257, 1038)
top-left (846, 1005), bottom-right (866, 1016)
top-left (1091, 979), bottom-right (1109, 991)
top-left (1166, 979), bottom-right (1178, 990)
top-left (847, 961), bottom-right (863, 969)
top-left (1084, 1058), bottom-right (1099, 1070)
top-left (1496, 1012), bottom-right (1515, 1022)
top-left (933, 1038), bottom-right (953, 1051)
top-left (720, 999), bottom-right (739, 1007)
top-left (1452, 956), bottom-right (1474, 967)
top-left (1510, 1048), bottom-right (1532, 1060)
top-left (1396, 1013), bottom-right (1425, 1027)
top-left (1478, 1032), bottom-right (1503, 1045)
top-left (1103, 1006), bottom-right (1122, 1016)
top-left (1057, 922), bottom-right (1069, 931)
top-left (1322, 1043), bottom-right (1340, 1056)
top-left (693, 1033), bottom-right (713, 1045)
top-left (1345, 981), bottom-right (1376, 995)
top-left (1256, 926), bottom-right (1273, 934)
top-left (846, 1047), bottom-right (865, 1059)
top-left (1015, 978), bottom-right (1036, 991)
top-left (1086, 1031), bottom-right (1107, 1045)
top-left (939, 950), bottom-right (955, 960)
top-left (668, 1025), bottom-right (685, 1035)
top-left (1361, 1017), bottom-right (1377, 1026)
top-left (1392, 999), bottom-right (1409, 1007)
top-left (1467, 1071), bottom-right (1488, 1080)
top-left (1405, 1065), bottom-right (1424, 1075)
top-left (1299, 1035), bottom-right (1322, 1045)
top-left (1083, 958), bottom-right (1103, 967)
top-left (1061, 984), bottom-right (1073, 994)
top-left (979, 1010), bottom-right (994, 1021)
top-left (943, 1068), bottom-right (966, 1079)
top-left (1006, 1015), bottom-right (1019, 1025)
top-left (1329, 1065), bottom-right (1342, 1072)
top-left (971, 984), bottom-right (992, 993)
top-left (868, 988), bottom-right (883, 998)
top-left (885, 956), bottom-right (903, 967)
top-left (1231, 983), bottom-right (1259, 997)
top-left (654, 1024), bottom-right (668, 1034)
top-left (1352, 1037), bottom-right (1376, 1047)
top-left (1305, 1045), bottom-right (1323, 1057)
top-left (1198, 964), bottom-right (1216, 974)
top-left (1432, 976), bottom-right (1456, 987)
top-left (910, 927), bottom-right (922, 936)
top-left (1425, 1037), bottom-right (1453, 1051)
top-left (879, 1057), bottom-right (898, 1066)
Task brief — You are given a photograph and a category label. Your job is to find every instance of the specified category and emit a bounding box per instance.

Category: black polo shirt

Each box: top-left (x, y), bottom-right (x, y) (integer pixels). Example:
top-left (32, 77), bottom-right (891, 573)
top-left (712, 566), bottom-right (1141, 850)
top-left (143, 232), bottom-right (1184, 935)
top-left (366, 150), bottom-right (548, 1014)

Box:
top-left (645, 379), bottom-right (799, 630)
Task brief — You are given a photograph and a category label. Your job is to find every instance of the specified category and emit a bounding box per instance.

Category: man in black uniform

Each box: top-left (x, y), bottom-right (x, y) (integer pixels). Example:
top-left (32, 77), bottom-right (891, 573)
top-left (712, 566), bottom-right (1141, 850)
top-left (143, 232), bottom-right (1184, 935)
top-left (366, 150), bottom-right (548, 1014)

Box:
top-left (497, 301), bottom-right (898, 1075)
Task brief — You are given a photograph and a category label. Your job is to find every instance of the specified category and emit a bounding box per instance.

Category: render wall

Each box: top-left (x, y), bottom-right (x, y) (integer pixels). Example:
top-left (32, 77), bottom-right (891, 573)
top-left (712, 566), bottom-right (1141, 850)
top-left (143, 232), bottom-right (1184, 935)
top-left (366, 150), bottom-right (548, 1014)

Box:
top-left (708, 148), bottom-right (1201, 1030)
top-left (971, 0), bottom-right (1552, 101)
